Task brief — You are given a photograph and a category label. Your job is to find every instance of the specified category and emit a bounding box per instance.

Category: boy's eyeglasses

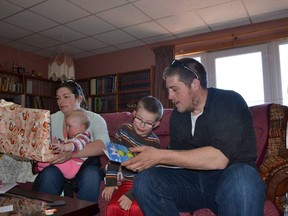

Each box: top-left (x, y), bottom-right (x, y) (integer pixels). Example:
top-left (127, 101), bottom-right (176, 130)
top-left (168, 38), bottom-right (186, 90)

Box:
top-left (134, 116), bottom-right (156, 128)
top-left (170, 59), bottom-right (199, 79)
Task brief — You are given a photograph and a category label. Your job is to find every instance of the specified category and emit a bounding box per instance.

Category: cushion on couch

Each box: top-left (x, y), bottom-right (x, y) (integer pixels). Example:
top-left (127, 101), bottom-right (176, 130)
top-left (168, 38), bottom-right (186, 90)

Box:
top-left (249, 103), bottom-right (272, 166)
top-left (153, 109), bottom-right (173, 149)
top-left (101, 112), bottom-right (133, 140)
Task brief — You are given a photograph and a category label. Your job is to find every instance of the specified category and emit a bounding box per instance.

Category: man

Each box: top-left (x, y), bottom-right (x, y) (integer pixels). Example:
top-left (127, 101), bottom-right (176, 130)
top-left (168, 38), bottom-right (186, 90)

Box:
top-left (122, 58), bottom-right (266, 215)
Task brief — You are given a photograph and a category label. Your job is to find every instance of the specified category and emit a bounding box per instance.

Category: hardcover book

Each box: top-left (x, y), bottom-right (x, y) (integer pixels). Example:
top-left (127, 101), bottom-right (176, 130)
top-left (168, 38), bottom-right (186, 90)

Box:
top-left (103, 142), bottom-right (135, 163)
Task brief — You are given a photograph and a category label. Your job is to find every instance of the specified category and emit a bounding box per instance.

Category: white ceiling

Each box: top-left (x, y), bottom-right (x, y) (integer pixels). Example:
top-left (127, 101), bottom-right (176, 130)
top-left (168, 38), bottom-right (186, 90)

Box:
top-left (1, 0), bottom-right (288, 59)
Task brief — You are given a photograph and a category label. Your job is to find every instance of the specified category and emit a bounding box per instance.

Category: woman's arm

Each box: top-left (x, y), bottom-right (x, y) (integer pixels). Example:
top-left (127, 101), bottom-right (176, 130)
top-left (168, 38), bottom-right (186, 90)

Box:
top-left (49, 110), bottom-right (109, 163)
top-left (73, 140), bottom-right (106, 158)
top-left (49, 139), bottom-right (106, 163)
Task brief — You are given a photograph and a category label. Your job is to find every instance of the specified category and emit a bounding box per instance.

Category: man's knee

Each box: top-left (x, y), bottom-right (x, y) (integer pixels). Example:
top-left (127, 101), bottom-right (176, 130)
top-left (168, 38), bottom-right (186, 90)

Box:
top-left (224, 164), bottom-right (263, 185)
top-left (217, 164), bottom-right (265, 200)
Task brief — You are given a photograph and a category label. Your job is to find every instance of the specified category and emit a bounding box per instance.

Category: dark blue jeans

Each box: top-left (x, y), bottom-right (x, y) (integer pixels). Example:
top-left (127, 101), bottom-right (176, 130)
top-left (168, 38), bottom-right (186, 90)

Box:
top-left (133, 164), bottom-right (266, 216)
top-left (32, 164), bottom-right (103, 202)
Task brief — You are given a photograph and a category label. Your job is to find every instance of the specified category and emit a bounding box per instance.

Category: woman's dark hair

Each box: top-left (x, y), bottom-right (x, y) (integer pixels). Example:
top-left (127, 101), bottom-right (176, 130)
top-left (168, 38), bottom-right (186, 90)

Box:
top-left (57, 79), bottom-right (87, 109)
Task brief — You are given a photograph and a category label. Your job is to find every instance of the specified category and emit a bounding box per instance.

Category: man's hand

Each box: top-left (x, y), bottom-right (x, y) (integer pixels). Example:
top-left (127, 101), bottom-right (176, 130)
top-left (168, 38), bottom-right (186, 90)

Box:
top-left (48, 152), bottom-right (72, 164)
top-left (121, 146), bottom-right (161, 172)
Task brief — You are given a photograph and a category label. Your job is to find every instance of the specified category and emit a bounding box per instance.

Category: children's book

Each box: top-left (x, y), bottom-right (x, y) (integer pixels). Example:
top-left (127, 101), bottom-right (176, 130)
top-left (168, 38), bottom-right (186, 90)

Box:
top-left (104, 142), bottom-right (135, 163)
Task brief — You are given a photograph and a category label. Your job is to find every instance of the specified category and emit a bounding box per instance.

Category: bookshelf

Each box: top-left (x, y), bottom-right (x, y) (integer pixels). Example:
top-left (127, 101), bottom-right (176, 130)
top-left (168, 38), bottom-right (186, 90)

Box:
top-left (25, 75), bottom-right (59, 113)
top-left (0, 70), bottom-right (59, 113)
top-left (117, 68), bottom-right (153, 112)
top-left (78, 66), bottom-right (154, 113)
top-left (0, 70), bottom-right (24, 105)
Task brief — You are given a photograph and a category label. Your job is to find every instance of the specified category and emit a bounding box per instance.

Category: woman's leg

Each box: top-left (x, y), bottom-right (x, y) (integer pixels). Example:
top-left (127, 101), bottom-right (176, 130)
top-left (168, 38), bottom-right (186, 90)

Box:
top-left (215, 164), bottom-right (266, 216)
top-left (75, 164), bottom-right (103, 202)
top-left (32, 165), bottom-right (65, 195)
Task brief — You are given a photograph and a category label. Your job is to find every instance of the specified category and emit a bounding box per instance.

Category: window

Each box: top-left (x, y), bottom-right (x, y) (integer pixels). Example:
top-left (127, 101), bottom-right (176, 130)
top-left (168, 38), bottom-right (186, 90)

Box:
top-left (280, 43), bottom-right (288, 105)
top-left (176, 40), bottom-right (288, 106)
top-left (214, 52), bottom-right (264, 106)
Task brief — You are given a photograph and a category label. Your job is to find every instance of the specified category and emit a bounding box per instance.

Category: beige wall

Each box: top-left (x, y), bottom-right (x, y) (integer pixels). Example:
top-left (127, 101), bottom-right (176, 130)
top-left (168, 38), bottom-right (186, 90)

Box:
top-left (0, 44), bottom-right (155, 80)
top-left (75, 45), bottom-right (155, 80)
top-left (0, 44), bottom-right (49, 78)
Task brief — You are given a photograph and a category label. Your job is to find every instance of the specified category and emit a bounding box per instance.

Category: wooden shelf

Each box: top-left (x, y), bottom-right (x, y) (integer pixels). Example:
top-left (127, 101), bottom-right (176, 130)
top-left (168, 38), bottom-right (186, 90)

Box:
top-left (0, 70), bottom-right (59, 113)
top-left (80, 66), bottom-right (155, 113)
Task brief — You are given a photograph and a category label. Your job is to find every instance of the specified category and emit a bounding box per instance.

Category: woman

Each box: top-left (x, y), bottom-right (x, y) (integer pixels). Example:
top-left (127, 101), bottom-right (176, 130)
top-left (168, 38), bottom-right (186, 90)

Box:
top-left (32, 79), bottom-right (110, 202)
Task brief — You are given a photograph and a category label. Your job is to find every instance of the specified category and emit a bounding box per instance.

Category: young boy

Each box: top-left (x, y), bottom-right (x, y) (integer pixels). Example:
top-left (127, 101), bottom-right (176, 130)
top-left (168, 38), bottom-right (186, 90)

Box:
top-left (102, 96), bottom-right (163, 216)
top-left (37, 109), bottom-right (91, 179)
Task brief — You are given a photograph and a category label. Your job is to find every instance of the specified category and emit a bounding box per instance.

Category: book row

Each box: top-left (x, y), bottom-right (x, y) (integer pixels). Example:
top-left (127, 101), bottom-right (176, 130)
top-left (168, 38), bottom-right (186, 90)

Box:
top-left (88, 96), bottom-right (117, 113)
top-left (118, 91), bottom-right (150, 110)
top-left (26, 95), bottom-right (44, 109)
top-left (0, 77), bottom-right (23, 93)
top-left (26, 79), bottom-right (57, 96)
top-left (90, 76), bottom-right (116, 95)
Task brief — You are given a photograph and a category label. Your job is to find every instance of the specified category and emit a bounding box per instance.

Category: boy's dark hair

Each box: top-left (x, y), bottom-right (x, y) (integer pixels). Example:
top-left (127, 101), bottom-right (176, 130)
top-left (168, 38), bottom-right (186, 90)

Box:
top-left (136, 96), bottom-right (163, 121)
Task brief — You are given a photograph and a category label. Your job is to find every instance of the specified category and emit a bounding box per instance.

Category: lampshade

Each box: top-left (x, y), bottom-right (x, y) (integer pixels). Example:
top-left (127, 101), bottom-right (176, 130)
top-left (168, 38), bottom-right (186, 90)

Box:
top-left (48, 53), bottom-right (75, 81)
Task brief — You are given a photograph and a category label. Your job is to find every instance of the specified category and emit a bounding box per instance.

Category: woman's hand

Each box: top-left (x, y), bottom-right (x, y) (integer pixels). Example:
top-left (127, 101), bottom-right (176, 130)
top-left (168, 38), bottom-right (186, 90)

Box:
top-left (121, 146), bottom-right (161, 172)
top-left (102, 186), bottom-right (118, 201)
top-left (118, 195), bottom-right (132, 211)
top-left (48, 152), bottom-right (72, 164)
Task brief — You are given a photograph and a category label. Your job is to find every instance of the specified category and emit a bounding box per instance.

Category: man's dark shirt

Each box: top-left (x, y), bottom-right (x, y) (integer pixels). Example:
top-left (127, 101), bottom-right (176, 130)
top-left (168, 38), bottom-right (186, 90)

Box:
top-left (169, 88), bottom-right (257, 168)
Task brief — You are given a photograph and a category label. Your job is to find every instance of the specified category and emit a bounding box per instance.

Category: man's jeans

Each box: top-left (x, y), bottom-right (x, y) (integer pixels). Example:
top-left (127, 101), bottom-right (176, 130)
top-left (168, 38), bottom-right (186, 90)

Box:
top-left (134, 164), bottom-right (266, 216)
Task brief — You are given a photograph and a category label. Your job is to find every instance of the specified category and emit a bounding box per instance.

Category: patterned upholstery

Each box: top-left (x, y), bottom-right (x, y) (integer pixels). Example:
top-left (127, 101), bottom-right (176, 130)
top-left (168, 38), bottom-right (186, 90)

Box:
top-left (258, 104), bottom-right (288, 212)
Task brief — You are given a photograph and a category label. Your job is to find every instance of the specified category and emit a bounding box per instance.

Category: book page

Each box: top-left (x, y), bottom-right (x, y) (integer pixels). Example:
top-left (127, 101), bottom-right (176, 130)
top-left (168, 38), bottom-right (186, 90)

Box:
top-left (104, 142), bottom-right (135, 163)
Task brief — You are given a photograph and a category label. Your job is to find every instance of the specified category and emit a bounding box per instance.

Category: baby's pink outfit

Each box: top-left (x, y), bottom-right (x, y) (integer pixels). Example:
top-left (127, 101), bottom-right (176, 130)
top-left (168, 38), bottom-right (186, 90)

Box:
top-left (38, 131), bottom-right (91, 179)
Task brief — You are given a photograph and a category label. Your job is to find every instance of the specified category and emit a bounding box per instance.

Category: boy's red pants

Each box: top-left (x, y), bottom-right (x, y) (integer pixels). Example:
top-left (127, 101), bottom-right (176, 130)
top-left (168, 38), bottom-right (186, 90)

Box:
top-left (105, 180), bottom-right (144, 216)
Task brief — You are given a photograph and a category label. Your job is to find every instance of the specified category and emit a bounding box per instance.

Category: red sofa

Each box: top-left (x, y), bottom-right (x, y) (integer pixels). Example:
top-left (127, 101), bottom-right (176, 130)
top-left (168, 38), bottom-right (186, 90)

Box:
top-left (98, 103), bottom-right (284, 216)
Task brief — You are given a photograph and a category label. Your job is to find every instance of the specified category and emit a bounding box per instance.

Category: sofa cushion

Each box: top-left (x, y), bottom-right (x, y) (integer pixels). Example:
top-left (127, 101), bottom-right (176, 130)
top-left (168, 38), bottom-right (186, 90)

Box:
top-left (153, 109), bottom-right (173, 149)
top-left (250, 104), bottom-right (271, 166)
top-left (101, 112), bottom-right (133, 140)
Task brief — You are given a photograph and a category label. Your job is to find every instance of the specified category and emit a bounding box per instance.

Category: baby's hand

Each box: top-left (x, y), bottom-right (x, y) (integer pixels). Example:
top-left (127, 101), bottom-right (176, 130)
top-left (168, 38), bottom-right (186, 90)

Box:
top-left (51, 143), bottom-right (64, 153)
top-left (118, 195), bottom-right (132, 211)
top-left (49, 137), bottom-right (60, 153)
top-left (102, 186), bottom-right (118, 201)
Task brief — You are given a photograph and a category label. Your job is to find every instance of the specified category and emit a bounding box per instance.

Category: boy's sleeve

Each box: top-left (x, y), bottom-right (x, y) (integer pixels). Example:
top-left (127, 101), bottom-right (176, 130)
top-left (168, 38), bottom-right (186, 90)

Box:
top-left (125, 189), bottom-right (135, 201)
top-left (105, 161), bottom-right (120, 186)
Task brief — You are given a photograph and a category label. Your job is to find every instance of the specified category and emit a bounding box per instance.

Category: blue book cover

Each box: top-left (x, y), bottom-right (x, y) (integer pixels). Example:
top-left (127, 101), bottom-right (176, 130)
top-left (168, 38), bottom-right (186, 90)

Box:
top-left (104, 142), bottom-right (135, 163)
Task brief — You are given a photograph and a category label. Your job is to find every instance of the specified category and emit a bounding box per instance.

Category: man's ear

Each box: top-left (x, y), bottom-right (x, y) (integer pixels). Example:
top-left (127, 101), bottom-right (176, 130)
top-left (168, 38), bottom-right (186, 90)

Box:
top-left (132, 110), bottom-right (136, 117)
top-left (191, 79), bottom-right (200, 90)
